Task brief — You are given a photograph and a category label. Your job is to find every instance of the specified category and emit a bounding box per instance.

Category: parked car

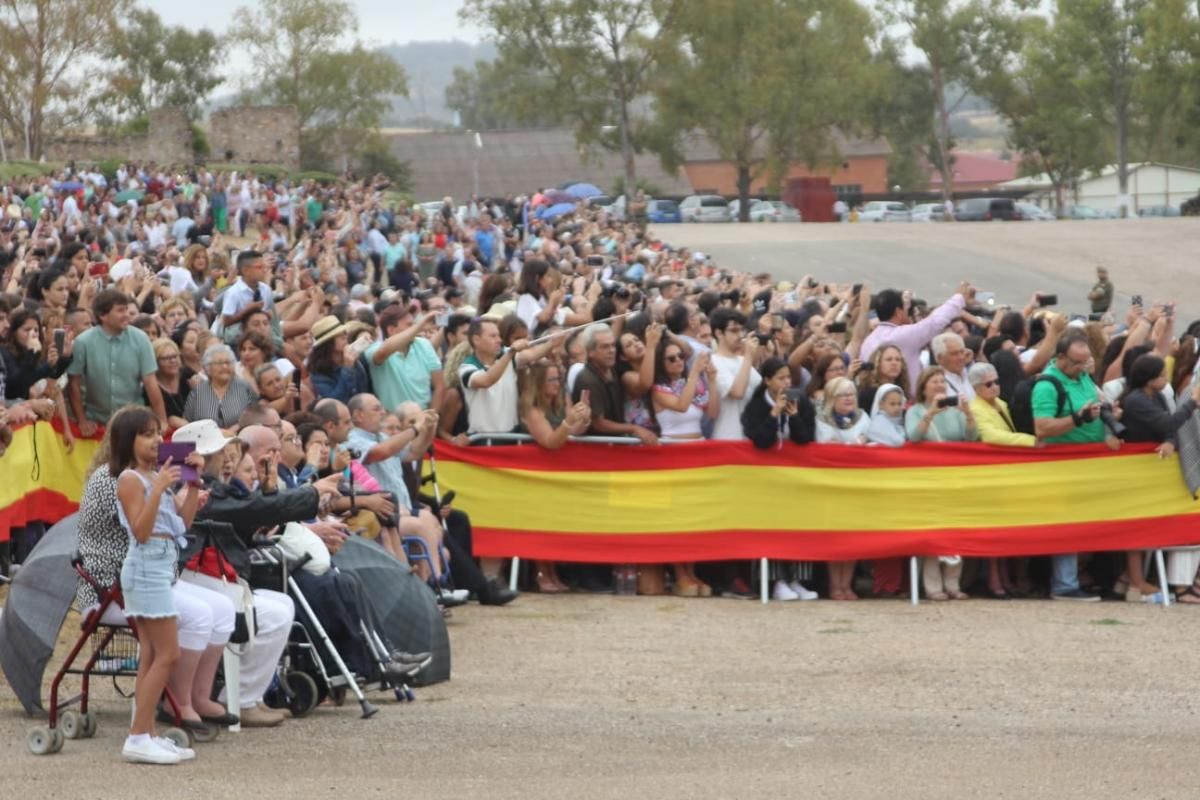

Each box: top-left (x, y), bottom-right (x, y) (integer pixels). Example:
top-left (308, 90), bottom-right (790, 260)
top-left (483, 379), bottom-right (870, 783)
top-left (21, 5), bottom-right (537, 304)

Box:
top-left (1065, 205), bottom-right (1104, 220)
top-left (647, 199), bottom-right (682, 223)
top-left (680, 194), bottom-right (732, 223)
top-left (416, 201), bottom-right (445, 218)
top-left (858, 201), bottom-right (912, 223)
top-left (768, 201), bottom-right (801, 222)
top-left (1138, 205), bottom-right (1181, 218)
top-left (910, 203), bottom-right (946, 222)
top-left (729, 198), bottom-right (780, 222)
top-left (1015, 202), bottom-right (1054, 221)
top-left (954, 197), bottom-right (1023, 221)
top-left (591, 195), bottom-right (625, 221)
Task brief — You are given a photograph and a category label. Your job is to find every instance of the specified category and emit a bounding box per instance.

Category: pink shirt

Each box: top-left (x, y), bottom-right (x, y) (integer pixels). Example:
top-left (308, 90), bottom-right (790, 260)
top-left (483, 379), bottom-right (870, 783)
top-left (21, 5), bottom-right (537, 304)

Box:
top-left (860, 294), bottom-right (966, 396)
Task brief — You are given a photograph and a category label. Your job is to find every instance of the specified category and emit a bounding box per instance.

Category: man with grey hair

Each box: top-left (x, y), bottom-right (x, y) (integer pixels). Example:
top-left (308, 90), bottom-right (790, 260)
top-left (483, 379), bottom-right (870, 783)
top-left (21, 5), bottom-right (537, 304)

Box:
top-left (572, 323), bottom-right (658, 444)
top-left (932, 331), bottom-right (974, 402)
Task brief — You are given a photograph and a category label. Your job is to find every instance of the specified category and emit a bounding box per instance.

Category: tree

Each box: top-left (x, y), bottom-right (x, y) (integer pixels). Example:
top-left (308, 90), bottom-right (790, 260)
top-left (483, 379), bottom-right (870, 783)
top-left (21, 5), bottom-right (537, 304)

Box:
top-left (866, 47), bottom-right (938, 193)
top-left (463, 0), bottom-right (682, 200)
top-left (888, 0), bottom-right (1029, 207)
top-left (445, 56), bottom-right (563, 130)
top-left (0, 0), bottom-right (131, 160)
top-left (988, 16), bottom-right (1105, 210)
top-left (1051, 0), bottom-right (1195, 215)
top-left (232, 0), bottom-right (409, 169)
top-left (98, 8), bottom-right (225, 126)
top-left (653, 0), bottom-right (876, 221)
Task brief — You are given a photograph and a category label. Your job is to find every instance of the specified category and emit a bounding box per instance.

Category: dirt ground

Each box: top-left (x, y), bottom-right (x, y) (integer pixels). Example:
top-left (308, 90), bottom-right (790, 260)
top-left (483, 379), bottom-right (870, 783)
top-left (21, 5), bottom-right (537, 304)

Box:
top-left (666, 217), bottom-right (1200, 320)
top-left (1, 591), bottom-right (1197, 798)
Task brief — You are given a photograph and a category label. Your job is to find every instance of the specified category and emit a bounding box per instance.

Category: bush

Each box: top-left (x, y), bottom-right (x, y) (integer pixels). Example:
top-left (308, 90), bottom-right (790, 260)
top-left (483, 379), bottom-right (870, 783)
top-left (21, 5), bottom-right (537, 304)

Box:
top-left (0, 160), bottom-right (55, 180)
top-left (95, 159), bottom-right (123, 183)
top-left (190, 124), bottom-right (210, 159)
top-left (291, 170), bottom-right (338, 184)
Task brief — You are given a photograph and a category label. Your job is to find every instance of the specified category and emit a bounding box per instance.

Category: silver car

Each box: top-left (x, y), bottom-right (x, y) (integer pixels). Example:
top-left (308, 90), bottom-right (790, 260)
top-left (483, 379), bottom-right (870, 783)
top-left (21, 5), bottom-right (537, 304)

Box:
top-left (680, 194), bottom-right (732, 222)
top-left (728, 198), bottom-right (780, 222)
top-left (1016, 202), bottom-right (1055, 221)
top-left (858, 201), bottom-right (911, 222)
top-left (910, 203), bottom-right (945, 222)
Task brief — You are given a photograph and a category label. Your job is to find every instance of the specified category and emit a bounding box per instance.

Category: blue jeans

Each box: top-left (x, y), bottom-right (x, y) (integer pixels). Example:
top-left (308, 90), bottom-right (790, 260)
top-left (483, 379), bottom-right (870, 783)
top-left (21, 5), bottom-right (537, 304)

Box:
top-left (1051, 554), bottom-right (1079, 595)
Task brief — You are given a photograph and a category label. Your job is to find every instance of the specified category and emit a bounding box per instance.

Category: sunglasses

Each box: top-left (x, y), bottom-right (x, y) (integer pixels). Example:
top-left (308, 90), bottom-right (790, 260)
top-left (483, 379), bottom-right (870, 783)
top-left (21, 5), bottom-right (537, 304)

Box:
top-left (980, 380), bottom-right (998, 388)
top-left (664, 354), bottom-right (684, 363)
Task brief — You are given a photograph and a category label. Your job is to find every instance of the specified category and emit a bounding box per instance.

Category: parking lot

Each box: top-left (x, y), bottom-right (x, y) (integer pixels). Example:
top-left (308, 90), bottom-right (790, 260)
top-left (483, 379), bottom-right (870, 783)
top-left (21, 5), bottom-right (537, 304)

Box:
top-left (660, 217), bottom-right (1200, 320)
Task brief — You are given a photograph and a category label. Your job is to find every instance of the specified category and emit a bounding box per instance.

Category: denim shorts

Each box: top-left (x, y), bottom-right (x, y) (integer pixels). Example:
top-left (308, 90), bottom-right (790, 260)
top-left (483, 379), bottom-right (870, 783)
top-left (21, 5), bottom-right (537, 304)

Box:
top-left (120, 537), bottom-right (179, 620)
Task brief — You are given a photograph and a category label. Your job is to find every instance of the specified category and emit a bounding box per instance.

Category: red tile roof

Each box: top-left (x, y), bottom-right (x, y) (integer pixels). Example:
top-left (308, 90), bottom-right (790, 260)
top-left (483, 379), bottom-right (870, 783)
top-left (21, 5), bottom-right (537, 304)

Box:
top-left (928, 152), bottom-right (1020, 187)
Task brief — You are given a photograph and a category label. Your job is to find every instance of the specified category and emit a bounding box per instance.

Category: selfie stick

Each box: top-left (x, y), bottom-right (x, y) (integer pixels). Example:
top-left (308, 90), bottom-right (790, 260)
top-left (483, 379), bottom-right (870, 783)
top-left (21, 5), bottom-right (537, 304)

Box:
top-left (527, 311), bottom-right (637, 346)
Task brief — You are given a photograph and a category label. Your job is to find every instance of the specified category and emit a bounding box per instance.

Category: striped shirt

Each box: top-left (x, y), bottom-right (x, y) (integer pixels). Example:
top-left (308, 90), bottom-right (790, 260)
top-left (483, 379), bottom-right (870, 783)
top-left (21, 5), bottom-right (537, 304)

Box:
top-left (183, 378), bottom-right (258, 428)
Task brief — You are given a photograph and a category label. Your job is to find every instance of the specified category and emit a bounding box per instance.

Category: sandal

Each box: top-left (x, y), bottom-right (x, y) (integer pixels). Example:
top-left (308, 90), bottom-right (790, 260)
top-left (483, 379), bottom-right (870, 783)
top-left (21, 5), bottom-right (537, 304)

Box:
top-left (928, 592), bottom-right (949, 601)
top-left (1175, 586), bottom-right (1200, 604)
top-left (949, 591), bottom-right (970, 600)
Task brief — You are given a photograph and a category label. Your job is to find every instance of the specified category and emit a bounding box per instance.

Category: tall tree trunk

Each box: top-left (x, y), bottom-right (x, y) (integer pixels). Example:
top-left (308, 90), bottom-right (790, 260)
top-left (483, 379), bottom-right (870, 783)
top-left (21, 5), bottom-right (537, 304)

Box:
top-left (931, 63), bottom-right (955, 215)
top-left (736, 161), bottom-right (752, 222)
top-left (617, 84), bottom-right (637, 201)
top-left (1115, 100), bottom-right (1129, 217)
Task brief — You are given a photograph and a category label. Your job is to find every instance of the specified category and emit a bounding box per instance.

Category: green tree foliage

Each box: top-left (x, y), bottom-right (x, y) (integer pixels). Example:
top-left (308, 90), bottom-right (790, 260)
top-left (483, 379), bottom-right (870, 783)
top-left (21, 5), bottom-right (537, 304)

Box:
top-left (232, 0), bottom-right (409, 169)
top-left (463, 0), bottom-right (681, 200)
top-left (357, 135), bottom-right (414, 193)
top-left (444, 56), bottom-right (563, 130)
top-left (652, 0), bottom-right (875, 220)
top-left (887, 0), bottom-right (1030, 205)
top-left (0, 0), bottom-right (131, 160)
top-left (99, 8), bottom-right (224, 126)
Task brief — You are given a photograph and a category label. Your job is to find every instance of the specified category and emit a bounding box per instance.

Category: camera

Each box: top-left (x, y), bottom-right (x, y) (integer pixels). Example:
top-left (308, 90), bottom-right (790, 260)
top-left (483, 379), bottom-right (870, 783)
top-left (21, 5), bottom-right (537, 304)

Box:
top-left (828, 321), bottom-right (848, 334)
top-left (344, 447), bottom-right (363, 460)
top-left (1098, 403), bottom-right (1125, 437)
top-left (937, 396), bottom-right (959, 408)
top-left (1036, 293), bottom-right (1058, 307)
top-left (586, 255), bottom-right (605, 267)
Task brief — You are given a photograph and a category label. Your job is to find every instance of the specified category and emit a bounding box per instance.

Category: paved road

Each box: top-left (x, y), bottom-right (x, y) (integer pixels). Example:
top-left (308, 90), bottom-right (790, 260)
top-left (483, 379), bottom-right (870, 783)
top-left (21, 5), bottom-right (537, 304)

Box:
top-left (659, 218), bottom-right (1200, 322)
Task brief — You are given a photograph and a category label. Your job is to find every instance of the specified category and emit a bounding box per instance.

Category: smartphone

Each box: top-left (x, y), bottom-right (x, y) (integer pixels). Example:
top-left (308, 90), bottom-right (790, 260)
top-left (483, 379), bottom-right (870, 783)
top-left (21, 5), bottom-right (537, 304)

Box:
top-left (783, 388), bottom-right (804, 404)
top-left (1131, 294), bottom-right (1142, 307)
top-left (857, 362), bottom-right (874, 374)
top-left (1037, 293), bottom-right (1058, 307)
top-left (976, 291), bottom-right (996, 307)
top-left (828, 321), bottom-right (848, 334)
top-left (851, 283), bottom-right (862, 296)
top-left (157, 441), bottom-right (198, 484)
top-left (53, 328), bottom-right (65, 353)
top-left (87, 262), bottom-right (108, 278)
top-left (937, 396), bottom-right (959, 409)
top-left (581, 389), bottom-right (591, 406)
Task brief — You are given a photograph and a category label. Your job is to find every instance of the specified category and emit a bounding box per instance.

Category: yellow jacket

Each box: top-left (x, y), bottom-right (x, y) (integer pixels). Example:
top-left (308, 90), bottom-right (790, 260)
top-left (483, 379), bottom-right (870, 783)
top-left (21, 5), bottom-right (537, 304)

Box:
top-left (969, 396), bottom-right (1037, 448)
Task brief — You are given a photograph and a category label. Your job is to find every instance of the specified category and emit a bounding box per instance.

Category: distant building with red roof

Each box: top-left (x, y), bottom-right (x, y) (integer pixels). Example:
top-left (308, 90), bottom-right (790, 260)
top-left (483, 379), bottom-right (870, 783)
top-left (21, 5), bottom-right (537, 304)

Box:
top-left (928, 151), bottom-right (1020, 191)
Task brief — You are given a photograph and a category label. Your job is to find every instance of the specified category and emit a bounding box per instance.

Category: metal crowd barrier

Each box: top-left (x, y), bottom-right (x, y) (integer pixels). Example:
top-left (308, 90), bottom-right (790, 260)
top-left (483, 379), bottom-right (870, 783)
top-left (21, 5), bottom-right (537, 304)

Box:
top-left (464, 433), bottom-right (774, 604)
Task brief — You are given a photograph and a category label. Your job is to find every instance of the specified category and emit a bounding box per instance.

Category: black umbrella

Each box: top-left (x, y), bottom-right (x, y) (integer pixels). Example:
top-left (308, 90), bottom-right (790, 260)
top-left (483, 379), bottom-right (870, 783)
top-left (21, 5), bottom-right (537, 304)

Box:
top-left (0, 515), bottom-right (80, 714)
top-left (332, 537), bottom-right (450, 686)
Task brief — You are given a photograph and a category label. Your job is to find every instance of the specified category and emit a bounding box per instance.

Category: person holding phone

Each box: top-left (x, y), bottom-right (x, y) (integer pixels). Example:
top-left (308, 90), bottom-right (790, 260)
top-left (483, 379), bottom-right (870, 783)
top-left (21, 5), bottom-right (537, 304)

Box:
top-left (905, 367), bottom-right (977, 444)
top-left (110, 408), bottom-right (207, 764)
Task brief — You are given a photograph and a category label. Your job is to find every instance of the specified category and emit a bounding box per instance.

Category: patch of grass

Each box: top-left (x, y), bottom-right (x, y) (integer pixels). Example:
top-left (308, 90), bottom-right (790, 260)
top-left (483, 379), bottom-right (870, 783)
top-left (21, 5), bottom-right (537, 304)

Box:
top-left (817, 627), bottom-right (855, 634)
top-left (1090, 618), bottom-right (1129, 626)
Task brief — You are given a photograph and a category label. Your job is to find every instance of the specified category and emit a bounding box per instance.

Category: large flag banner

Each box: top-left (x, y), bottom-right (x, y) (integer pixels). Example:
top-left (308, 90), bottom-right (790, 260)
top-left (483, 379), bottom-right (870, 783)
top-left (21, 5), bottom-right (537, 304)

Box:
top-left (0, 421), bottom-right (101, 540)
top-left (431, 440), bottom-right (1200, 562)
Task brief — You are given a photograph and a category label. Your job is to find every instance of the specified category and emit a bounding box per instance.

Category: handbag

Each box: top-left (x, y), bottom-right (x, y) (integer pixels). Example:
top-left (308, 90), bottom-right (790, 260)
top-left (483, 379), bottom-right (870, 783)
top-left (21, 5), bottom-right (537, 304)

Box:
top-left (178, 520), bottom-right (257, 644)
top-left (179, 568), bottom-right (258, 646)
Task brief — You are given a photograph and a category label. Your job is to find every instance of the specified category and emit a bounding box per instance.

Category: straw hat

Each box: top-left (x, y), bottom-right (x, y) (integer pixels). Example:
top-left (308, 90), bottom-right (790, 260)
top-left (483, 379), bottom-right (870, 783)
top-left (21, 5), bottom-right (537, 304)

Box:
top-left (312, 315), bottom-right (350, 348)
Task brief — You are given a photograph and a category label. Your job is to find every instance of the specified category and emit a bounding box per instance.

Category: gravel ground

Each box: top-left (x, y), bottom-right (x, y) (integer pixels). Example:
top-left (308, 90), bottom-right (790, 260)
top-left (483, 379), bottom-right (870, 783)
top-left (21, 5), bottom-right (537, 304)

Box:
top-left (662, 218), bottom-right (1200, 321)
top-left (2, 592), bottom-right (1198, 798)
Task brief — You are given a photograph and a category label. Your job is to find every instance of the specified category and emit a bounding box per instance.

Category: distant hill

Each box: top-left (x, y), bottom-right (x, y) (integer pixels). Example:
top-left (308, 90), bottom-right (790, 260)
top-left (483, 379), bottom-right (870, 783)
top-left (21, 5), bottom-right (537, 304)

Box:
top-left (379, 40), bottom-right (497, 127)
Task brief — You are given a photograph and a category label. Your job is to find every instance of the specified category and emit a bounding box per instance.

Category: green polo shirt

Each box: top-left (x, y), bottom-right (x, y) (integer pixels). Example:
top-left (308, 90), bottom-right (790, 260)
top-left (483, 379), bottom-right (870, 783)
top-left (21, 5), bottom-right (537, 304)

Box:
top-left (365, 337), bottom-right (442, 411)
top-left (1031, 362), bottom-right (1104, 444)
top-left (67, 324), bottom-right (158, 424)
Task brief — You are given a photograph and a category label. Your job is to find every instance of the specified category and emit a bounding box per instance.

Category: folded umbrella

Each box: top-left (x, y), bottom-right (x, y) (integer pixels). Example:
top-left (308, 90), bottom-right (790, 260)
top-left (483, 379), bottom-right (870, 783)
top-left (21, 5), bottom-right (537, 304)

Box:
top-left (0, 515), bottom-right (80, 715)
top-left (331, 537), bottom-right (450, 686)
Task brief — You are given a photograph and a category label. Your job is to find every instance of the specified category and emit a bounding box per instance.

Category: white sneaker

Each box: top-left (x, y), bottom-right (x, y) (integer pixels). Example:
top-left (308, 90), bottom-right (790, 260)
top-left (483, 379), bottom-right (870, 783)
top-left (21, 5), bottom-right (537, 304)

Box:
top-left (772, 580), bottom-right (800, 601)
top-left (154, 736), bottom-right (195, 761)
top-left (789, 580), bottom-right (819, 600)
top-left (122, 737), bottom-right (181, 765)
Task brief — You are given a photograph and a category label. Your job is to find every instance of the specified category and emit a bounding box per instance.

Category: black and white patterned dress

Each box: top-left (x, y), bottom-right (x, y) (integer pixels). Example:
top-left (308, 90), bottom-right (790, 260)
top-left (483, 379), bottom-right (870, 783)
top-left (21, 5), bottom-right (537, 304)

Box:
top-left (75, 468), bottom-right (129, 610)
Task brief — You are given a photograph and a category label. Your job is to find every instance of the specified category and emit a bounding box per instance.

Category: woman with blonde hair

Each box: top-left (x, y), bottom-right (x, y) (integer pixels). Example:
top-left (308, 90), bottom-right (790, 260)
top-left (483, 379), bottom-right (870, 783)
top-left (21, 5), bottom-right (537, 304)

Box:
top-left (150, 338), bottom-right (193, 430)
top-left (437, 340), bottom-right (472, 445)
top-left (518, 360), bottom-right (591, 592)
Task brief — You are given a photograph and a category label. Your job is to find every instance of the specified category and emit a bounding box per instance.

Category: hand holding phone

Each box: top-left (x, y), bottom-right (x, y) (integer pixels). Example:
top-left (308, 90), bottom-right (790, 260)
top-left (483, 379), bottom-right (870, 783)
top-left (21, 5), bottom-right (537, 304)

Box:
top-left (937, 396), bottom-right (959, 409)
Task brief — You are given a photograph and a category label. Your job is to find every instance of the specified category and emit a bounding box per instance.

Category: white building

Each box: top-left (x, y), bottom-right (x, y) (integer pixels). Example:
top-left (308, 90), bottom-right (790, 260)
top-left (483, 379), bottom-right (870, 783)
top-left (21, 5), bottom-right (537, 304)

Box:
top-left (1000, 162), bottom-right (1200, 214)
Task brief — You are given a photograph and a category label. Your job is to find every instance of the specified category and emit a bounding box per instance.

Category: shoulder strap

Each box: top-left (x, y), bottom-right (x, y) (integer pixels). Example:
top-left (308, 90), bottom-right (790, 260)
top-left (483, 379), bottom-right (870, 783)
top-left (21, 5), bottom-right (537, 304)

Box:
top-left (1039, 374), bottom-right (1072, 416)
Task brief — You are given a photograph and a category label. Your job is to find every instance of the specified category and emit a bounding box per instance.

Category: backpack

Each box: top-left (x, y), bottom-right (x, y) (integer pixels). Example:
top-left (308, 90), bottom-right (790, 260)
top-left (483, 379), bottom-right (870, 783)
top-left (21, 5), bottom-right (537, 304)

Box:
top-left (1009, 373), bottom-right (1069, 435)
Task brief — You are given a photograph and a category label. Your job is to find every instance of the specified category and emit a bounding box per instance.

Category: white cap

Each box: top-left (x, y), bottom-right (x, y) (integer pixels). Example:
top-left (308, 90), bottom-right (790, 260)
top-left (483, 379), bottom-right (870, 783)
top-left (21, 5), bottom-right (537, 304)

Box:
top-left (108, 258), bottom-right (136, 282)
top-left (172, 419), bottom-right (236, 457)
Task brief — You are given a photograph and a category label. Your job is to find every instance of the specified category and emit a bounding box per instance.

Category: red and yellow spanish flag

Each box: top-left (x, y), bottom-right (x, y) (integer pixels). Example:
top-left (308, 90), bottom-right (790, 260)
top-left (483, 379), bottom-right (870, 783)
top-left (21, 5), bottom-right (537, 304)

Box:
top-left (431, 441), bottom-right (1200, 562)
top-left (0, 421), bottom-right (102, 541)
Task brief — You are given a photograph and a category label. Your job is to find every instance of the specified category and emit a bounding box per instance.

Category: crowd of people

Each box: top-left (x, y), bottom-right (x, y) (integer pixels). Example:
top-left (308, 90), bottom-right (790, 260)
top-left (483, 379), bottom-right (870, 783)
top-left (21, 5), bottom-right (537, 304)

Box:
top-left (3, 160), bottom-right (1200, 762)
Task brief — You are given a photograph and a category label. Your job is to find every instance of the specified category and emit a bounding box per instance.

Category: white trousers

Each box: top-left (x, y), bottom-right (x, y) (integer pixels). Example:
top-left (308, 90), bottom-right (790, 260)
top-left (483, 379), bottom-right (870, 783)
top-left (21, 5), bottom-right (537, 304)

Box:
top-left (238, 588), bottom-right (294, 709)
top-left (87, 580), bottom-right (236, 651)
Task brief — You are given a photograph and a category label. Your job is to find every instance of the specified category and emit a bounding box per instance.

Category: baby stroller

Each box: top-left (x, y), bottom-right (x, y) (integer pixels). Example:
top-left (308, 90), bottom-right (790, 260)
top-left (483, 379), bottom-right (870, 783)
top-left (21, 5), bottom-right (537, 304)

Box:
top-left (249, 544), bottom-right (416, 721)
top-left (27, 557), bottom-right (212, 755)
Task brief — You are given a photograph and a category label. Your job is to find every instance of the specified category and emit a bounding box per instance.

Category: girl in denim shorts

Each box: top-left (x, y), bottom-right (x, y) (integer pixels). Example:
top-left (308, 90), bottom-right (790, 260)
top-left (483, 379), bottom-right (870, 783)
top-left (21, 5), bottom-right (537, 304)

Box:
top-left (110, 409), bottom-right (207, 765)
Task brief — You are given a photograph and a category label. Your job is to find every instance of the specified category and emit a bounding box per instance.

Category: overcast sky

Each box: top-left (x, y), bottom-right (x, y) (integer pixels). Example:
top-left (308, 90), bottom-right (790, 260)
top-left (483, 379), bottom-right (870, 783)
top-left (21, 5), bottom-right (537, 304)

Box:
top-left (145, 0), bottom-right (483, 46)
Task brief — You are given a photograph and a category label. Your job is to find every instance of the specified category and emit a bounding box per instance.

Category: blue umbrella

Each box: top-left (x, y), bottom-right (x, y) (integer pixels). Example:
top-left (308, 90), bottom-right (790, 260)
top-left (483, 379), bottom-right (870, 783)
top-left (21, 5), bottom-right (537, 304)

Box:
top-left (538, 202), bottom-right (577, 221)
top-left (54, 181), bottom-right (84, 192)
top-left (566, 182), bottom-right (603, 199)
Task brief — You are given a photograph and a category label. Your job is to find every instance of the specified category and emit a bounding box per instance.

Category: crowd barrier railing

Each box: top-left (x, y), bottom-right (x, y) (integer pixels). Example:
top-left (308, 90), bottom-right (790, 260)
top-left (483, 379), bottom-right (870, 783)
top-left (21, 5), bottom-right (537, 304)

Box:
top-left (434, 436), bottom-right (1200, 606)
